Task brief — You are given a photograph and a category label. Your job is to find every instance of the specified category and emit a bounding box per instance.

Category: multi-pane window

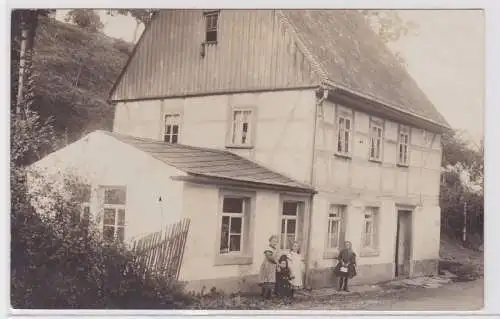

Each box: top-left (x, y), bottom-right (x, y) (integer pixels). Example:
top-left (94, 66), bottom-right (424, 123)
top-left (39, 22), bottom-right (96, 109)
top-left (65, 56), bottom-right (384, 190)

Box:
top-left (230, 109), bottom-right (252, 146)
top-left (337, 115), bottom-right (352, 155)
top-left (164, 114), bottom-right (180, 144)
top-left (102, 187), bottom-right (126, 243)
top-left (219, 197), bottom-right (247, 254)
top-left (280, 201), bottom-right (300, 250)
top-left (204, 11), bottom-right (219, 43)
top-left (369, 120), bottom-right (384, 161)
top-left (398, 125), bottom-right (410, 166)
top-left (362, 207), bottom-right (379, 249)
top-left (326, 205), bottom-right (345, 250)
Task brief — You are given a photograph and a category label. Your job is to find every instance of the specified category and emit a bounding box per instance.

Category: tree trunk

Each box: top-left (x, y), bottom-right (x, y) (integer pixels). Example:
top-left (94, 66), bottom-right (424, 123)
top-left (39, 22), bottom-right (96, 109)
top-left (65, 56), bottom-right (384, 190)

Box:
top-left (15, 10), bottom-right (39, 117)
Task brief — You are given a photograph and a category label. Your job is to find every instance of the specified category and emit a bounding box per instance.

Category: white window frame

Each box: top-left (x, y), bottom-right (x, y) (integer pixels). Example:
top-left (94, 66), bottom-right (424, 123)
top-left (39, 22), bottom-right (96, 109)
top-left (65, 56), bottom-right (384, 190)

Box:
top-left (100, 186), bottom-right (127, 243)
top-left (164, 114), bottom-right (181, 144)
top-left (219, 196), bottom-right (248, 256)
top-left (398, 125), bottom-right (410, 166)
top-left (228, 108), bottom-right (254, 147)
top-left (280, 201), bottom-right (302, 251)
top-left (369, 119), bottom-right (384, 161)
top-left (362, 207), bottom-right (379, 249)
top-left (336, 112), bottom-right (353, 156)
top-left (326, 205), bottom-right (345, 251)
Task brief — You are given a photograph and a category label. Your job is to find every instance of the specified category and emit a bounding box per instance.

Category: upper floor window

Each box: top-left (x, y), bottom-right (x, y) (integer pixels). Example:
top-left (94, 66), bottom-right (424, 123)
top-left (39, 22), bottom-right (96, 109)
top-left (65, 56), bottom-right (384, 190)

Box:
top-left (164, 114), bottom-right (180, 144)
top-left (204, 11), bottom-right (219, 43)
top-left (229, 109), bottom-right (253, 147)
top-left (336, 114), bottom-right (352, 155)
top-left (101, 186), bottom-right (126, 243)
top-left (398, 125), bottom-right (410, 166)
top-left (369, 119), bottom-right (384, 161)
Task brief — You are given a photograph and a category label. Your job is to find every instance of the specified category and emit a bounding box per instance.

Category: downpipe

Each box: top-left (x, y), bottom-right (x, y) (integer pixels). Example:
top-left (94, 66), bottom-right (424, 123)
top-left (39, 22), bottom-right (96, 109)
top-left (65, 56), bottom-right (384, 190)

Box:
top-left (304, 86), bottom-right (329, 289)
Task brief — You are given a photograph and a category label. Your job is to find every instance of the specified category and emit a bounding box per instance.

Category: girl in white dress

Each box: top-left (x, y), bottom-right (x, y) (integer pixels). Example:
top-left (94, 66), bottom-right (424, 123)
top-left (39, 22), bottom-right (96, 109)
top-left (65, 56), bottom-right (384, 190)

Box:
top-left (287, 241), bottom-right (305, 292)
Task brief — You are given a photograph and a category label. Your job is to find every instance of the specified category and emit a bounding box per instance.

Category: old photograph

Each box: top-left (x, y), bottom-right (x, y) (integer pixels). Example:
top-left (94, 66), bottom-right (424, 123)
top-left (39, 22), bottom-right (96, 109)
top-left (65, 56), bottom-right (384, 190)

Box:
top-left (10, 8), bottom-right (484, 311)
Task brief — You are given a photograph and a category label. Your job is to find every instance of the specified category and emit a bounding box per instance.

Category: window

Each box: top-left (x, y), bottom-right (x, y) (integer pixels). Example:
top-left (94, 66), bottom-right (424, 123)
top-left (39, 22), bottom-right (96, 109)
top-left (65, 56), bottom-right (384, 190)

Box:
top-left (280, 201), bottom-right (303, 250)
top-left (230, 109), bottom-right (253, 147)
top-left (398, 125), bottom-right (410, 166)
top-left (204, 11), bottom-right (219, 43)
top-left (369, 120), bottom-right (384, 161)
top-left (362, 207), bottom-right (379, 249)
top-left (219, 197), bottom-right (247, 254)
top-left (337, 115), bottom-right (352, 155)
top-left (164, 114), bottom-right (180, 144)
top-left (101, 187), bottom-right (126, 243)
top-left (326, 205), bottom-right (346, 251)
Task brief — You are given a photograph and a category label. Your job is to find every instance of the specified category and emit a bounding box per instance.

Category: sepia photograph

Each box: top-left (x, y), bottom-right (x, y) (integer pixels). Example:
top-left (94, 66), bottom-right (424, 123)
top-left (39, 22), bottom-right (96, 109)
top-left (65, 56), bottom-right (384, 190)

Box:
top-left (8, 6), bottom-right (487, 312)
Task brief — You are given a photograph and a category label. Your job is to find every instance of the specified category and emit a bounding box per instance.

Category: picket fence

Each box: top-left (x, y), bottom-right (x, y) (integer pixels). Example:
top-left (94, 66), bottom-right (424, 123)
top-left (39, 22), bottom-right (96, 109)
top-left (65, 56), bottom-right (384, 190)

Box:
top-left (131, 218), bottom-right (190, 282)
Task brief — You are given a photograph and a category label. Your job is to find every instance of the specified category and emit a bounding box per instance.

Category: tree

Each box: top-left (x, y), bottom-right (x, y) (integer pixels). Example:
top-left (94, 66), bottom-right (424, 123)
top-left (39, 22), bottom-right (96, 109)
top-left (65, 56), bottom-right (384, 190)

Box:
top-left (106, 9), bottom-right (157, 42)
top-left (360, 10), bottom-right (418, 64)
top-left (65, 9), bottom-right (104, 32)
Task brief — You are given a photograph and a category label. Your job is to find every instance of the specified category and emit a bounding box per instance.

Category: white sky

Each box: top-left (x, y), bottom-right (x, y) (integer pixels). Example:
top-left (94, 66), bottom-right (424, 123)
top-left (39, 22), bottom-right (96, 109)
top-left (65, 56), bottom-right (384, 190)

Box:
top-left (56, 9), bottom-right (484, 145)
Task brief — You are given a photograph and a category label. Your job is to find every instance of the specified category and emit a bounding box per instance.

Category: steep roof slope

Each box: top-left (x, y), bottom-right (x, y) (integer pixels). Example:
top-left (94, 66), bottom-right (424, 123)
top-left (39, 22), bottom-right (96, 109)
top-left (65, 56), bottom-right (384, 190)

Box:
top-left (104, 131), bottom-right (315, 192)
top-left (279, 10), bottom-right (449, 128)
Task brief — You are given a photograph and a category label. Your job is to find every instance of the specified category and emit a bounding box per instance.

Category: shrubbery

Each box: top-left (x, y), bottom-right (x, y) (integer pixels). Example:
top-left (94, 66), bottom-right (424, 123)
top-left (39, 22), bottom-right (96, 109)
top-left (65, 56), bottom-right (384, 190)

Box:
top-left (10, 112), bottom-right (191, 309)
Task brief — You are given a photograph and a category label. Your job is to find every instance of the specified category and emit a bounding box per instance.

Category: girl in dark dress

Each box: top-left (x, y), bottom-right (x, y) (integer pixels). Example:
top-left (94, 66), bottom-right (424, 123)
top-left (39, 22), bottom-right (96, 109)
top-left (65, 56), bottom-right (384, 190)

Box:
top-left (334, 241), bottom-right (357, 292)
top-left (275, 254), bottom-right (293, 298)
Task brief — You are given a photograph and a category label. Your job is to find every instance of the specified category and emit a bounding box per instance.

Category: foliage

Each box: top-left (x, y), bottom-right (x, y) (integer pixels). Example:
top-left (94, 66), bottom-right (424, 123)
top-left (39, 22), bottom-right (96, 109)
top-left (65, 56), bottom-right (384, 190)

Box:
top-left (440, 130), bottom-right (484, 243)
top-left (11, 112), bottom-right (191, 309)
top-left (30, 17), bottom-right (131, 143)
top-left (106, 9), bottom-right (157, 26)
top-left (360, 10), bottom-right (418, 64)
top-left (65, 9), bottom-right (104, 32)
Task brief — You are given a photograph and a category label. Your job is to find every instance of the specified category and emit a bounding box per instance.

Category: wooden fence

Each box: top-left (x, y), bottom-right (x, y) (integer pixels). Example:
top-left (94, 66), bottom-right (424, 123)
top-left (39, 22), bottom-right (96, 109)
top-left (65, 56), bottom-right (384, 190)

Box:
top-left (131, 218), bottom-right (190, 283)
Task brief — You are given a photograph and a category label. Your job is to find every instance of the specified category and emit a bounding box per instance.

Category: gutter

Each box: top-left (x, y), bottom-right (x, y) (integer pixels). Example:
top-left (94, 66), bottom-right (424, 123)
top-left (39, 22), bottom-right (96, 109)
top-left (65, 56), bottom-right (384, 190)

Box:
top-left (304, 86), bottom-right (329, 289)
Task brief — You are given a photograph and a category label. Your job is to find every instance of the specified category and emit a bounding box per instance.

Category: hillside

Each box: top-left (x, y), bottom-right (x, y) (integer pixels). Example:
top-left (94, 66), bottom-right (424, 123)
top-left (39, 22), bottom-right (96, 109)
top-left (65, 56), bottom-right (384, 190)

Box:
top-left (32, 17), bottom-right (132, 142)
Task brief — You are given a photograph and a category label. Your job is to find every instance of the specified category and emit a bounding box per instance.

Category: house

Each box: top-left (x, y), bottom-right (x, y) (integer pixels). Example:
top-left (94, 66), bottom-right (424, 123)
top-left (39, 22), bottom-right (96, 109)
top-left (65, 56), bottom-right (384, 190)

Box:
top-left (30, 9), bottom-right (450, 293)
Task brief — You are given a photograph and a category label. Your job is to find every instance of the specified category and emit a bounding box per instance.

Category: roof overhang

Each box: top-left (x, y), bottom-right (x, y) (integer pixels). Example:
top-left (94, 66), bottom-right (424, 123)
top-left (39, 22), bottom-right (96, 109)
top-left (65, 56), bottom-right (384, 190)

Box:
top-left (322, 81), bottom-right (452, 134)
top-left (171, 174), bottom-right (317, 195)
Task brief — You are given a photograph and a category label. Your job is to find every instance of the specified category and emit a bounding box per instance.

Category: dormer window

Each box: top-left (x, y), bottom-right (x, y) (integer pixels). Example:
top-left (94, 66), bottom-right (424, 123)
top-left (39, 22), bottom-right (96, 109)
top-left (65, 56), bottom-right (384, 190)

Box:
top-left (204, 11), bottom-right (219, 43)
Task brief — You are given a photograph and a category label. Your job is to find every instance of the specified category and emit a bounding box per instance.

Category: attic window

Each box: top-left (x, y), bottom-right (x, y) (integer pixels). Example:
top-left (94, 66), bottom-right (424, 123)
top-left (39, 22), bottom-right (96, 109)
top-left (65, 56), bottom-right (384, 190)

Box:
top-left (204, 11), bottom-right (219, 43)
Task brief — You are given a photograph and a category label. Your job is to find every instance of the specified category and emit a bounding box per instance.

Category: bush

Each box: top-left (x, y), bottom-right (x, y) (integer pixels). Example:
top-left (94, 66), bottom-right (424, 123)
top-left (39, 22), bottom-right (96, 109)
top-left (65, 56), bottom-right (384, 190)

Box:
top-left (10, 112), bottom-right (192, 309)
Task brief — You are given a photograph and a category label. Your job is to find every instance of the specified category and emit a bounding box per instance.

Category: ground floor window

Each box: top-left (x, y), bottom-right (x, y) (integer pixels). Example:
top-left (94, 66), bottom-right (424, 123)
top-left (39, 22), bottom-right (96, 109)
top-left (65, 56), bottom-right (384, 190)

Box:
top-left (362, 207), bottom-right (379, 249)
top-left (326, 204), bottom-right (346, 251)
top-left (280, 200), bottom-right (304, 250)
top-left (219, 196), bottom-right (249, 254)
top-left (101, 186), bottom-right (127, 243)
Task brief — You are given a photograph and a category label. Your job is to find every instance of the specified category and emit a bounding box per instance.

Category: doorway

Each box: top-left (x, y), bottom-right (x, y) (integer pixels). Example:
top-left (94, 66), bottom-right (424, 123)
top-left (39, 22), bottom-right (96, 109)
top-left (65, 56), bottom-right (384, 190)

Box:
top-left (394, 209), bottom-right (412, 277)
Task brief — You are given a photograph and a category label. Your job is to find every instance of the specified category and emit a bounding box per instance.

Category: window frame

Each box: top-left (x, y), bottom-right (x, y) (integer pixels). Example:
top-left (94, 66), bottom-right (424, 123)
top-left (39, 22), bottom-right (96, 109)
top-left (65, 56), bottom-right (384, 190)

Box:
top-left (99, 186), bottom-right (127, 244)
top-left (203, 10), bottom-right (219, 44)
top-left (226, 106), bottom-right (255, 149)
top-left (163, 113), bottom-right (181, 144)
top-left (397, 125), bottom-right (410, 167)
top-left (335, 108), bottom-right (354, 157)
top-left (369, 118), bottom-right (384, 162)
top-left (360, 206), bottom-right (381, 257)
top-left (325, 205), bottom-right (346, 252)
top-left (278, 196), bottom-right (306, 252)
top-left (215, 189), bottom-right (255, 266)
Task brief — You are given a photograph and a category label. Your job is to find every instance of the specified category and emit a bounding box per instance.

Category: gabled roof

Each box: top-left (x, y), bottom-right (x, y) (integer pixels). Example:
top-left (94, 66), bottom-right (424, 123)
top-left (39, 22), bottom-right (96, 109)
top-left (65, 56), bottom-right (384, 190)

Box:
top-left (278, 10), bottom-right (449, 129)
top-left (103, 131), bottom-right (315, 193)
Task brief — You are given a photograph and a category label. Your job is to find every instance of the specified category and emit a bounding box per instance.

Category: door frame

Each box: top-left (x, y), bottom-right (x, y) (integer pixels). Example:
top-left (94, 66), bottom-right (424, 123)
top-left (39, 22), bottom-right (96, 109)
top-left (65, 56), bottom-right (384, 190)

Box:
top-left (394, 206), bottom-right (414, 278)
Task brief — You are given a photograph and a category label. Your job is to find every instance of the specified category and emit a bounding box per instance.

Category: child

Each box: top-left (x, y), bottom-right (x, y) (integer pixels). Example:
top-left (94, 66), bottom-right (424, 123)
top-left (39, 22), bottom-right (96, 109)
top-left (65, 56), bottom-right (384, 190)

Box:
top-left (259, 235), bottom-right (279, 299)
top-left (334, 241), bottom-right (357, 292)
top-left (287, 241), bottom-right (305, 292)
top-left (275, 254), bottom-right (293, 298)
